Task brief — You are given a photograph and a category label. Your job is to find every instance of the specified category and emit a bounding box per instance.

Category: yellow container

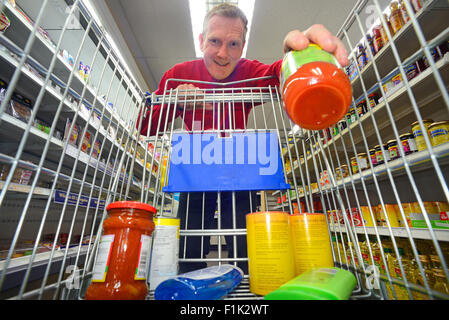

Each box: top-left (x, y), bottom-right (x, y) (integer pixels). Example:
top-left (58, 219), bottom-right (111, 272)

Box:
top-left (411, 119), bottom-right (433, 151)
top-left (246, 211), bottom-right (295, 296)
top-left (428, 121), bottom-right (449, 147)
top-left (401, 202), bottom-right (413, 227)
top-left (378, 204), bottom-right (401, 227)
top-left (434, 201), bottom-right (449, 213)
top-left (359, 206), bottom-right (376, 227)
top-left (289, 213), bottom-right (334, 276)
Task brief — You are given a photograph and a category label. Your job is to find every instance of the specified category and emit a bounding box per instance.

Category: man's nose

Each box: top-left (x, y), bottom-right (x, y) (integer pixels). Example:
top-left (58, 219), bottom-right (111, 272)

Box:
top-left (217, 43), bottom-right (228, 58)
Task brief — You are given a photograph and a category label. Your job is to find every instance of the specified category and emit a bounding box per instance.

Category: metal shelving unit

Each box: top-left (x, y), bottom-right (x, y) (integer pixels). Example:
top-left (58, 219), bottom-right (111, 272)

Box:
top-left (0, 0), bottom-right (165, 300)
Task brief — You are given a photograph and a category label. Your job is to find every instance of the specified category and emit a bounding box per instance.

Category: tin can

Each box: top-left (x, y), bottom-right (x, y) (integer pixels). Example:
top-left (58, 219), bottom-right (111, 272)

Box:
top-left (375, 144), bottom-right (389, 165)
top-left (411, 120), bottom-right (433, 151)
top-left (400, 133), bottom-right (418, 155)
top-left (246, 212), bottom-right (295, 295)
top-left (369, 148), bottom-right (377, 167)
top-left (428, 121), bottom-right (449, 147)
top-left (148, 217), bottom-right (180, 291)
top-left (351, 153), bottom-right (369, 174)
top-left (289, 213), bottom-right (334, 276)
top-left (368, 93), bottom-right (379, 109)
top-left (387, 139), bottom-right (399, 160)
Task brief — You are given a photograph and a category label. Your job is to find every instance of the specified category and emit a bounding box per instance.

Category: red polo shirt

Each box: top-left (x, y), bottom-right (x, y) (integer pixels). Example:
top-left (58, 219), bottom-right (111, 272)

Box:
top-left (139, 58), bottom-right (282, 136)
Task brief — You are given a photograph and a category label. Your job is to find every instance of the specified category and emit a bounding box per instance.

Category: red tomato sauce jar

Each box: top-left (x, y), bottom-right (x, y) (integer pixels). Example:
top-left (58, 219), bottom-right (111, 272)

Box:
top-left (280, 44), bottom-right (352, 130)
top-left (85, 201), bottom-right (156, 300)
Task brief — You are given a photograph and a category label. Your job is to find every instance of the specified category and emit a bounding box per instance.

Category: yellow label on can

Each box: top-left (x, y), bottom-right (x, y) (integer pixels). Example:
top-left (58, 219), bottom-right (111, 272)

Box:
top-left (412, 121), bottom-right (432, 152)
top-left (429, 122), bottom-right (449, 147)
top-left (246, 212), bottom-right (295, 296)
top-left (289, 213), bottom-right (334, 276)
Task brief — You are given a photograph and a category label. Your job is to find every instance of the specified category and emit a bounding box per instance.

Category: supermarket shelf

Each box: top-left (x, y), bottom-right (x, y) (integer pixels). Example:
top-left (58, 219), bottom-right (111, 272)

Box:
top-left (1, 0), bottom-right (142, 124)
top-left (350, 0), bottom-right (449, 99)
top-left (0, 181), bottom-right (50, 196)
top-left (0, 153), bottom-right (140, 199)
top-left (286, 53), bottom-right (449, 178)
top-left (0, 2), bottom-right (155, 171)
top-left (281, 141), bottom-right (449, 204)
top-left (331, 225), bottom-right (449, 241)
top-left (0, 246), bottom-right (89, 292)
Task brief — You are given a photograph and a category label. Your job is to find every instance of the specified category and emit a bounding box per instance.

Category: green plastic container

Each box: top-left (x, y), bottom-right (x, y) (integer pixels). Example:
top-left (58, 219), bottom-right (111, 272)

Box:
top-left (264, 267), bottom-right (356, 300)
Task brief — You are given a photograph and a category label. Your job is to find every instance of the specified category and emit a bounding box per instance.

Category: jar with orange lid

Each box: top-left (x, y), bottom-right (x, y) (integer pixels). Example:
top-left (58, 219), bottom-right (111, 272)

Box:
top-left (280, 44), bottom-right (352, 130)
top-left (85, 201), bottom-right (156, 300)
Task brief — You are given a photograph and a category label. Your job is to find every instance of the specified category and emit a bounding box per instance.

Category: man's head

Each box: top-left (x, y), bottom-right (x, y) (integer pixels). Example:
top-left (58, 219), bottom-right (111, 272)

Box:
top-left (199, 3), bottom-right (248, 80)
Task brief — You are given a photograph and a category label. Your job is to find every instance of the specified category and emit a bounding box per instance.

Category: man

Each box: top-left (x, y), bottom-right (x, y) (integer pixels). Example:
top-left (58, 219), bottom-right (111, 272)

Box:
top-left (139, 3), bottom-right (348, 273)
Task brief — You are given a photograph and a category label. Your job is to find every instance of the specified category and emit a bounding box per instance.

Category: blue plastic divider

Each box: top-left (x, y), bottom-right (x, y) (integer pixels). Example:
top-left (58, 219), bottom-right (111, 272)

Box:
top-left (162, 131), bottom-right (291, 192)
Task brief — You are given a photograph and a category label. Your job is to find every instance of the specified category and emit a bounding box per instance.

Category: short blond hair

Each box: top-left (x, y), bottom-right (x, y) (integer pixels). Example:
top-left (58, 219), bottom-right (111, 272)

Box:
top-left (203, 3), bottom-right (248, 41)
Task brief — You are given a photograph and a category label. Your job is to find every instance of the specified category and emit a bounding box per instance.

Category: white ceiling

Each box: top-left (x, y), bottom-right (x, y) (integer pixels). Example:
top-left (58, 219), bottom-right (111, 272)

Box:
top-left (95, 0), bottom-right (363, 92)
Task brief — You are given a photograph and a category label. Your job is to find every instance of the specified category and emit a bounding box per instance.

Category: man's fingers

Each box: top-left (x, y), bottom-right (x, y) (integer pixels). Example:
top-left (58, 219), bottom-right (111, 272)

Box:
top-left (304, 24), bottom-right (349, 67)
top-left (283, 30), bottom-right (309, 53)
top-left (284, 25), bottom-right (349, 67)
top-left (303, 24), bottom-right (337, 53)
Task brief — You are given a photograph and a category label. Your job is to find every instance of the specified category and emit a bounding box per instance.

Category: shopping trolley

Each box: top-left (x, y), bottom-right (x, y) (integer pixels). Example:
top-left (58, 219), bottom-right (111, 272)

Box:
top-left (1, 0), bottom-right (449, 301)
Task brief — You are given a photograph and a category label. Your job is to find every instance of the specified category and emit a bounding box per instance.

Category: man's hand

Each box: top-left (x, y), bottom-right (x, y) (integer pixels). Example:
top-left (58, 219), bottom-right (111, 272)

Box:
top-left (283, 24), bottom-right (349, 67)
top-left (175, 84), bottom-right (214, 112)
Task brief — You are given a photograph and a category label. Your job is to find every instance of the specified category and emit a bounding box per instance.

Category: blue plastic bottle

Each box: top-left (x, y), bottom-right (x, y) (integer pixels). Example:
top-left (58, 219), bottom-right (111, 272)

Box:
top-left (154, 264), bottom-right (243, 300)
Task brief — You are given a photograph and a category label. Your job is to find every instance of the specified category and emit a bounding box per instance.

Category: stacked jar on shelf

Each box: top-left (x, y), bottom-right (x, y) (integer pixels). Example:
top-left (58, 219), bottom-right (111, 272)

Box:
top-left (332, 235), bottom-right (449, 298)
top-left (332, 117), bottom-right (449, 180)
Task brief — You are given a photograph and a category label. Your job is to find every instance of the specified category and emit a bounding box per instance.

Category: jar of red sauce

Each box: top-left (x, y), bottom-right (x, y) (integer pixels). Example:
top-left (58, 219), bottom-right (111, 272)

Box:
top-left (280, 44), bottom-right (352, 130)
top-left (85, 201), bottom-right (156, 300)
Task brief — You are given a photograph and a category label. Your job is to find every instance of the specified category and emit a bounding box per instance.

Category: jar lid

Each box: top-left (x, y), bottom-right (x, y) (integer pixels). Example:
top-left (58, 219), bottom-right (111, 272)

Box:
top-left (246, 211), bottom-right (288, 216)
top-left (386, 139), bottom-right (397, 144)
top-left (428, 121), bottom-right (449, 129)
top-left (106, 201), bottom-right (157, 214)
top-left (400, 133), bottom-right (412, 138)
top-left (411, 119), bottom-right (433, 127)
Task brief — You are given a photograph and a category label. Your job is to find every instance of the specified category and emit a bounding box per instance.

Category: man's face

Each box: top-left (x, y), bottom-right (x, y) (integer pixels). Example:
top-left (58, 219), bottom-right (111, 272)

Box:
top-left (199, 15), bottom-right (245, 80)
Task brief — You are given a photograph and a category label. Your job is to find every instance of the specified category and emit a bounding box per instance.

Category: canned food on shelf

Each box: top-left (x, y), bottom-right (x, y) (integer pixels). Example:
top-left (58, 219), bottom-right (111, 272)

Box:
top-left (428, 121), bottom-right (449, 147)
top-left (400, 133), bottom-right (418, 155)
top-left (411, 119), bottom-right (434, 151)
top-left (387, 139), bottom-right (399, 160)
top-left (369, 148), bottom-right (377, 167)
top-left (375, 144), bottom-right (389, 165)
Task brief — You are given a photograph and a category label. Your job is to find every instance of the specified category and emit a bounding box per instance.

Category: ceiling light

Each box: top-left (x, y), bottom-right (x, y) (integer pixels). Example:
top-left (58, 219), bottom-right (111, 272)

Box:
top-left (189, 0), bottom-right (256, 58)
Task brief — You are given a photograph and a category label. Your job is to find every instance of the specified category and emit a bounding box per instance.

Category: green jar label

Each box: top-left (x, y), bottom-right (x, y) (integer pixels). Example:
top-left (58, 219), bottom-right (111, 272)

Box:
top-left (280, 44), bottom-right (337, 91)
